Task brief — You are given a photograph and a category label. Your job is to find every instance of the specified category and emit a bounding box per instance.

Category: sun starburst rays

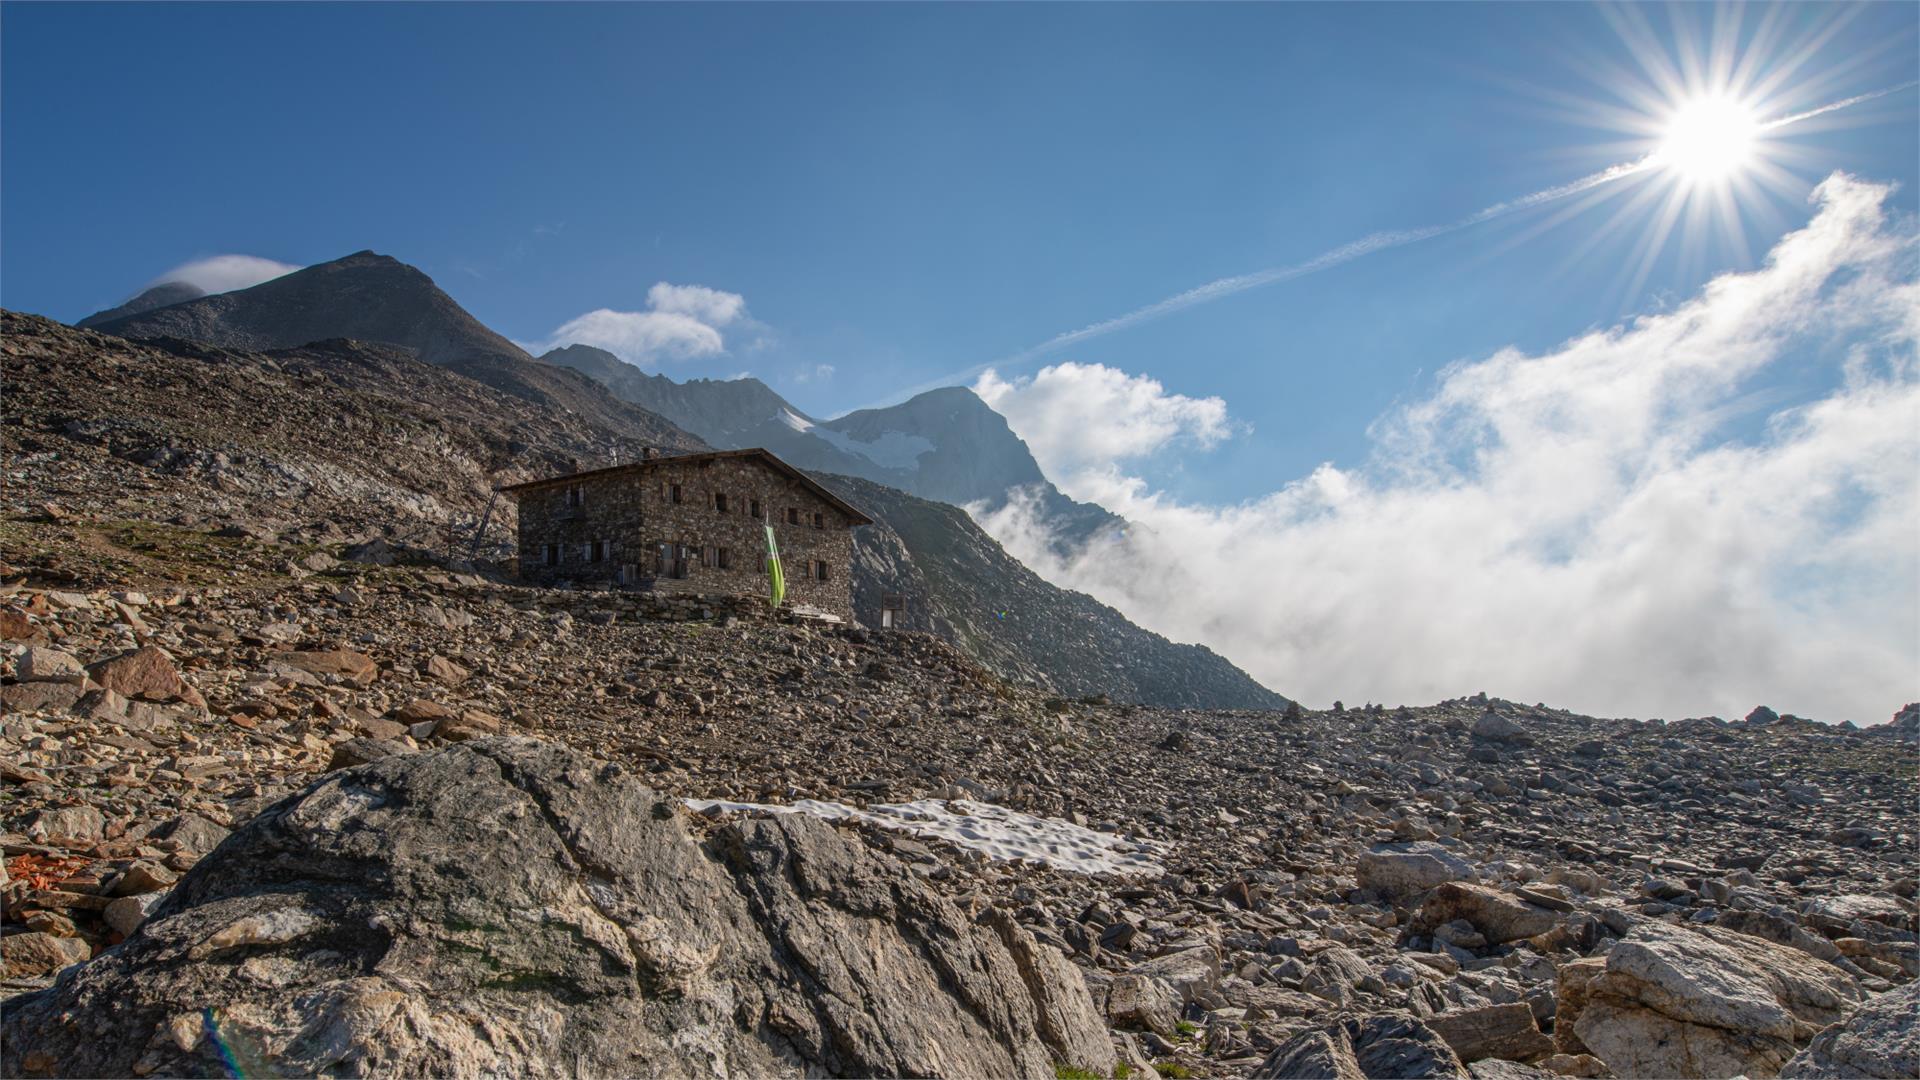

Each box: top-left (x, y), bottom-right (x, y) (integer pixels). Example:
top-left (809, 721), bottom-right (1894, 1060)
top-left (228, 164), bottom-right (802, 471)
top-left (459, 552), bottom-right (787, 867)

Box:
top-left (1479, 2), bottom-right (1914, 314)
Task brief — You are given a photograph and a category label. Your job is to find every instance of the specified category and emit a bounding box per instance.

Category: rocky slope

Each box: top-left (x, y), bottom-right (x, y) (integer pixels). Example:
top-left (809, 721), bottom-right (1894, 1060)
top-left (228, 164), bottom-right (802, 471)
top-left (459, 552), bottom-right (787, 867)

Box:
top-left (0, 534), bottom-right (1911, 1078)
top-left (2, 311), bottom-right (700, 554)
top-left (7, 309), bottom-right (1912, 1080)
top-left (823, 473), bottom-right (1284, 710)
top-left (3, 310), bottom-right (1280, 709)
top-left (87, 251), bottom-right (701, 446)
top-left (541, 344), bottom-right (1119, 548)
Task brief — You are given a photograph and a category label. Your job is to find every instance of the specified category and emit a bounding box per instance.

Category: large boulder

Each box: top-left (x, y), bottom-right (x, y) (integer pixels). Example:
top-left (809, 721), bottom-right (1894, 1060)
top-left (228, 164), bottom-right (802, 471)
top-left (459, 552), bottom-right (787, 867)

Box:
top-left (15, 647), bottom-right (84, 682)
top-left (1358, 841), bottom-right (1476, 899)
top-left (1411, 883), bottom-right (1562, 945)
top-left (1425, 1002), bottom-right (1554, 1064)
top-left (1781, 983), bottom-right (1920, 1079)
top-left (2, 933), bottom-right (91, 979)
top-left (1471, 711), bottom-right (1531, 744)
top-left (1, 738), bottom-right (1114, 1079)
top-left (1253, 1013), bottom-right (1467, 1079)
top-left (82, 646), bottom-right (206, 709)
top-left (1566, 922), bottom-right (1862, 1079)
top-left (1131, 944), bottom-right (1221, 1004)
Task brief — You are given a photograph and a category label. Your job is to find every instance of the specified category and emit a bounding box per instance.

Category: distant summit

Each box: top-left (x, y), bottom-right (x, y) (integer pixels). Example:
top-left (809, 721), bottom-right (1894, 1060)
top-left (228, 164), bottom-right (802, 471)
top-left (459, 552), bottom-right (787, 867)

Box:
top-left (90, 250), bottom-right (507, 365)
top-left (88, 251), bottom-right (701, 451)
top-left (540, 345), bottom-right (1118, 547)
top-left (76, 280), bottom-right (206, 328)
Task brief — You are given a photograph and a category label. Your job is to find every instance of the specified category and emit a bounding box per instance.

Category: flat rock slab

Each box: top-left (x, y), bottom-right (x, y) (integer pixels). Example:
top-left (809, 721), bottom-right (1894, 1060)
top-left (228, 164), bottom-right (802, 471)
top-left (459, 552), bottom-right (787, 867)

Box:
top-left (1426, 1002), bottom-right (1554, 1064)
top-left (1358, 841), bottom-right (1476, 899)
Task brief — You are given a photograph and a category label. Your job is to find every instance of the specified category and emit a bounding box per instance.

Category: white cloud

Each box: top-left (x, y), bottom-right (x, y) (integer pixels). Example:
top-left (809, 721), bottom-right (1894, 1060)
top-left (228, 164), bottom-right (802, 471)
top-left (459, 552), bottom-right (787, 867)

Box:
top-left (974, 362), bottom-right (1236, 492)
top-left (151, 254), bottom-right (300, 295)
top-left (534, 282), bottom-right (753, 367)
top-left (793, 363), bottom-right (836, 384)
top-left (646, 282), bottom-right (746, 327)
top-left (975, 174), bottom-right (1919, 725)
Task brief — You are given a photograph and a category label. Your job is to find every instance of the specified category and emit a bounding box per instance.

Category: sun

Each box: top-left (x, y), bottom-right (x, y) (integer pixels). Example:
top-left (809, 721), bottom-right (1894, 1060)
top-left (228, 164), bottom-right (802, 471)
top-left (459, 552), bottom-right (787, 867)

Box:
top-left (1656, 95), bottom-right (1761, 184)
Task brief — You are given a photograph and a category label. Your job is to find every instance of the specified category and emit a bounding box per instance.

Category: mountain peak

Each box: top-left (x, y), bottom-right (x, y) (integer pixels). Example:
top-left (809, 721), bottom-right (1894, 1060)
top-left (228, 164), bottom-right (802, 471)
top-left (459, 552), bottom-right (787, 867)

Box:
top-left (79, 254), bottom-right (704, 451)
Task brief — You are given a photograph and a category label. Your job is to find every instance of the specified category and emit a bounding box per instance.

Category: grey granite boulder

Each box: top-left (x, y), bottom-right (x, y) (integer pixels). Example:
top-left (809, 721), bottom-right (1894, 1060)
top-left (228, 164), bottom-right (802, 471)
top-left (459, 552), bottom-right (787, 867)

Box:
top-left (1782, 983), bottom-right (1920, 1079)
top-left (1253, 1013), bottom-right (1467, 1079)
top-left (1, 737), bottom-right (1114, 1079)
top-left (1567, 921), bottom-right (1862, 1079)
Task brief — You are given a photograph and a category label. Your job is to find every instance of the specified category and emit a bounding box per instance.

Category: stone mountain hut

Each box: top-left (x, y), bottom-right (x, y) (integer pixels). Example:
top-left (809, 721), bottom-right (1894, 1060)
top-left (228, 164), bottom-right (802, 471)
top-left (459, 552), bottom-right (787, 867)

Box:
top-left (500, 448), bottom-right (872, 620)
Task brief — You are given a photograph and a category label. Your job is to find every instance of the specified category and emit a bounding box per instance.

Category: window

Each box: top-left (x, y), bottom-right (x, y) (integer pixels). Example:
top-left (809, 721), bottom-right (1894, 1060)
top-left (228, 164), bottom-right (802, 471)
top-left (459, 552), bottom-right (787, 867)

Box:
top-left (714, 492), bottom-right (729, 513)
top-left (564, 485), bottom-right (583, 508)
top-left (670, 483), bottom-right (683, 504)
top-left (812, 512), bottom-right (824, 529)
top-left (701, 545), bottom-right (715, 568)
top-left (815, 560), bottom-right (830, 582)
top-left (541, 544), bottom-right (560, 567)
top-left (717, 547), bottom-right (732, 570)
top-left (590, 540), bottom-right (609, 563)
top-left (750, 499), bottom-right (762, 519)
top-left (786, 507), bottom-right (800, 525)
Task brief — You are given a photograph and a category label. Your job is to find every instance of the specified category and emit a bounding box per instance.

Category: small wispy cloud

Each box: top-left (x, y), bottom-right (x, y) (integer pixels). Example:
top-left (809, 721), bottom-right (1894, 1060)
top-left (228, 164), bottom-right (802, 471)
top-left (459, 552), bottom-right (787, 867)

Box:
top-left (792, 363), bottom-right (836, 384)
top-left (533, 282), bottom-right (761, 367)
top-left (149, 254), bottom-right (300, 295)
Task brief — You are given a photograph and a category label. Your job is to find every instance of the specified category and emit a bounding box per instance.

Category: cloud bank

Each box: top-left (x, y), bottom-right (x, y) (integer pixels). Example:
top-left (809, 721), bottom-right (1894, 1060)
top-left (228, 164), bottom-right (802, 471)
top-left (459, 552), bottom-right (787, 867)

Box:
top-left (974, 174), bottom-right (1918, 725)
top-left (151, 254), bottom-right (300, 295)
top-left (975, 362), bottom-right (1237, 488)
top-left (536, 282), bottom-right (756, 367)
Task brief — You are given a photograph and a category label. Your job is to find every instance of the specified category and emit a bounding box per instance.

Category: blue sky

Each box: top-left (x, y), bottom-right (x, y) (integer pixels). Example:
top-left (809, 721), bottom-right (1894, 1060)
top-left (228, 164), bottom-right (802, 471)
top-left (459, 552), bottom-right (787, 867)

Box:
top-left (4, 3), bottom-right (1916, 720)
top-left (3, 2), bottom-right (1914, 508)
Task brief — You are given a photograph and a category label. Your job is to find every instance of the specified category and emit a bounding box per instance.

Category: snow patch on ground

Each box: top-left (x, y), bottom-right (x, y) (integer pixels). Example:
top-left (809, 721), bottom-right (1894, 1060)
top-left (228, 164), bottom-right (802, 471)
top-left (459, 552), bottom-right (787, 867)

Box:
top-left (683, 796), bottom-right (1167, 878)
top-left (778, 409), bottom-right (814, 433)
top-left (810, 425), bottom-right (937, 470)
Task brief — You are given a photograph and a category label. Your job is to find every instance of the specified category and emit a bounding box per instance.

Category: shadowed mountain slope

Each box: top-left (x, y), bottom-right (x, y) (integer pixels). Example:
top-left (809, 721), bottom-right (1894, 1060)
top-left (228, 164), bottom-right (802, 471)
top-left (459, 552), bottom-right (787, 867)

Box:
top-left (820, 473), bottom-right (1287, 710)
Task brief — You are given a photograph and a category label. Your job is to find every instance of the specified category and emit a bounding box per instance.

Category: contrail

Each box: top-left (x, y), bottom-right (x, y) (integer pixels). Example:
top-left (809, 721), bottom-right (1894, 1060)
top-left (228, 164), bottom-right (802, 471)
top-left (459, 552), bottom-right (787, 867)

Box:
top-left (855, 82), bottom-right (1912, 412)
top-left (1761, 81), bottom-right (1916, 130)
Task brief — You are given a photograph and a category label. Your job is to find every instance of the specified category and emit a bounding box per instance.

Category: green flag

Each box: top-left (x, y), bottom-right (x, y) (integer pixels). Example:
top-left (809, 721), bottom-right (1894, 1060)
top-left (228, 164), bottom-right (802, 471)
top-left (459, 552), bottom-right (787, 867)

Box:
top-left (764, 525), bottom-right (785, 609)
